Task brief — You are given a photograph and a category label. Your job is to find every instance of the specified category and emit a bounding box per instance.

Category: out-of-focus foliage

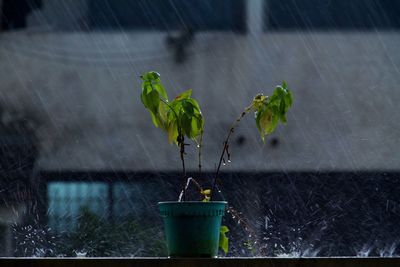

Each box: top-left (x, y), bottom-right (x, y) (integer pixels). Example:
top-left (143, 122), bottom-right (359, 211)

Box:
top-left (54, 208), bottom-right (167, 257)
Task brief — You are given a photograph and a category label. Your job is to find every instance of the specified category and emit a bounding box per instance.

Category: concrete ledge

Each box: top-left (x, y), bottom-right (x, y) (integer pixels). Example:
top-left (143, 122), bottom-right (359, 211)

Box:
top-left (0, 257), bottom-right (399, 267)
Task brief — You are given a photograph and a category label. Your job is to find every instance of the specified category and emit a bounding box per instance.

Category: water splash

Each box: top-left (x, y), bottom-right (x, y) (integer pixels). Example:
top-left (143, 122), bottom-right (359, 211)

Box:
top-left (74, 250), bottom-right (88, 258)
top-left (13, 223), bottom-right (56, 257)
top-left (379, 243), bottom-right (398, 257)
top-left (356, 244), bottom-right (373, 257)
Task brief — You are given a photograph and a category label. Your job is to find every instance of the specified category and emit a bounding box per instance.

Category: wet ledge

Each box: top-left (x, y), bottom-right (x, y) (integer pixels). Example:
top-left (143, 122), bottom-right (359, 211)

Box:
top-left (0, 257), bottom-right (399, 267)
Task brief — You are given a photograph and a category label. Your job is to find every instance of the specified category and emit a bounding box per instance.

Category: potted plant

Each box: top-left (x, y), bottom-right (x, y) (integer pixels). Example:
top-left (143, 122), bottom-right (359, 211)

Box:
top-left (139, 71), bottom-right (293, 257)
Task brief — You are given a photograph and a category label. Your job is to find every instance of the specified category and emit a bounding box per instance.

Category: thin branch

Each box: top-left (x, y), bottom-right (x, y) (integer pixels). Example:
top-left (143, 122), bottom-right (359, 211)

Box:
top-left (160, 97), bottom-right (187, 201)
top-left (211, 103), bottom-right (254, 200)
top-left (197, 131), bottom-right (203, 177)
top-left (178, 134), bottom-right (186, 201)
top-left (178, 177), bottom-right (204, 202)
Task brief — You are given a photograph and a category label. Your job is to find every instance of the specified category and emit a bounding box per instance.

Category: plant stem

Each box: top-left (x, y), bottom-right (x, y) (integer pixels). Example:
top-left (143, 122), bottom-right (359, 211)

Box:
top-left (179, 177), bottom-right (204, 201)
top-left (211, 104), bottom-right (253, 200)
top-left (198, 131), bottom-right (203, 177)
top-left (179, 134), bottom-right (187, 201)
top-left (160, 98), bottom-right (188, 201)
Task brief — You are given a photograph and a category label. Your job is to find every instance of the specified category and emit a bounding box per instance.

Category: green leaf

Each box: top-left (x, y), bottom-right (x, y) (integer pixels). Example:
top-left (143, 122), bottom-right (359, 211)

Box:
top-left (182, 100), bottom-right (195, 117)
top-left (141, 89), bottom-right (159, 114)
top-left (140, 71), bottom-right (170, 130)
top-left (167, 120), bottom-right (179, 144)
top-left (202, 196), bottom-right (210, 202)
top-left (141, 89), bottom-right (162, 128)
top-left (219, 225), bottom-right (229, 254)
top-left (201, 189), bottom-right (211, 202)
top-left (254, 81), bottom-right (293, 142)
top-left (220, 225), bottom-right (229, 234)
top-left (167, 93), bottom-right (204, 142)
top-left (174, 89), bottom-right (192, 100)
top-left (167, 100), bottom-right (181, 121)
top-left (140, 72), bottom-right (204, 146)
top-left (191, 114), bottom-right (204, 138)
top-left (201, 189), bottom-right (211, 195)
top-left (252, 94), bottom-right (267, 110)
top-left (140, 71), bottom-right (168, 100)
top-left (181, 113), bottom-right (193, 138)
top-left (140, 71), bottom-right (160, 82)
top-left (282, 80), bottom-right (288, 89)
top-left (185, 98), bottom-right (201, 112)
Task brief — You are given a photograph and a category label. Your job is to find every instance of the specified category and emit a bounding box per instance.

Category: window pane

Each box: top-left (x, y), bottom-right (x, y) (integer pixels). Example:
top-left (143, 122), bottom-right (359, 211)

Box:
top-left (265, 0), bottom-right (400, 30)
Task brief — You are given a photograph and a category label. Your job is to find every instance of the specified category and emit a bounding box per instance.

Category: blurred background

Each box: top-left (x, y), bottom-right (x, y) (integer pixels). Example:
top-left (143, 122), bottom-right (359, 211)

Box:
top-left (0, 0), bottom-right (399, 257)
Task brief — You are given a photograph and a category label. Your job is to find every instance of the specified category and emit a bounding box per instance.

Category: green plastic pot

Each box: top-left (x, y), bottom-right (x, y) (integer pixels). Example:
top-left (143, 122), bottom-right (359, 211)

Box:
top-left (158, 201), bottom-right (227, 258)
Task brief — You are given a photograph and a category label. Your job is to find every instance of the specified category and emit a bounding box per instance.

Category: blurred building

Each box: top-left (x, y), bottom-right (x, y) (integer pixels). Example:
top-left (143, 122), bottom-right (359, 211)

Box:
top-left (0, 0), bottom-right (399, 172)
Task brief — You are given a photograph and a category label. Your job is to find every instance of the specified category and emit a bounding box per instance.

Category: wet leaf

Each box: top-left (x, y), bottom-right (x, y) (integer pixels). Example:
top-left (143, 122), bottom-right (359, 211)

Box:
top-left (182, 100), bottom-right (195, 117)
top-left (200, 189), bottom-right (211, 201)
top-left (141, 89), bottom-right (159, 115)
top-left (254, 81), bottom-right (293, 142)
top-left (181, 113), bottom-right (193, 138)
top-left (202, 196), bottom-right (210, 202)
top-left (167, 121), bottom-right (178, 144)
top-left (201, 189), bottom-right (211, 195)
top-left (167, 93), bottom-right (204, 143)
top-left (140, 71), bottom-right (168, 100)
top-left (219, 225), bottom-right (229, 254)
top-left (174, 89), bottom-right (192, 100)
top-left (252, 94), bottom-right (267, 110)
top-left (140, 71), bottom-right (169, 130)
